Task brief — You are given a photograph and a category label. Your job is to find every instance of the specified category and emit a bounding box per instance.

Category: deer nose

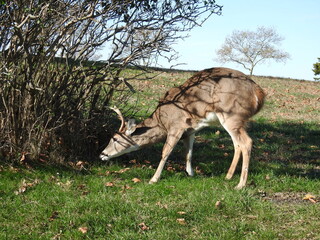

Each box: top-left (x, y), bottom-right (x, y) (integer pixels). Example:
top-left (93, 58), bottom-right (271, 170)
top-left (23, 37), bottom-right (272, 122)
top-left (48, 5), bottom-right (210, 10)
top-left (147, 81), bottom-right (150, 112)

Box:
top-left (99, 153), bottom-right (109, 161)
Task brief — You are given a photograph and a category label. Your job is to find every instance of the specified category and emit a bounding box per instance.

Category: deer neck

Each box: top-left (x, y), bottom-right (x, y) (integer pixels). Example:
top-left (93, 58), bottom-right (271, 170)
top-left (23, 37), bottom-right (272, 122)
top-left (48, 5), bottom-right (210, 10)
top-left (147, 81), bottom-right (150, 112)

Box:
top-left (131, 116), bottom-right (166, 148)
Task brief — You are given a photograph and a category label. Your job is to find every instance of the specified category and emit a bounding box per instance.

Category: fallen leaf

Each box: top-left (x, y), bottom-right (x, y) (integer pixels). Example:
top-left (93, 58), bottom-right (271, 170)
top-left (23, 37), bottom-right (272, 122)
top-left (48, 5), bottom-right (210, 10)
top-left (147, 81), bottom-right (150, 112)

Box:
top-left (195, 166), bottom-right (204, 175)
top-left (303, 194), bottom-right (317, 203)
top-left (57, 180), bottom-right (72, 188)
top-left (14, 179), bottom-right (41, 195)
top-left (177, 211), bottom-right (187, 215)
top-left (303, 194), bottom-right (315, 200)
top-left (20, 153), bottom-right (26, 163)
top-left (49, 211), bottom-right (59, 221)
top-left (122, 185), bottom-right (133, 190)
top-left (176, 218), bottom-right (187, 225)
top-left (167, 166), bottom-right (175, 172)
top-left (14, 186), bottom-right (26, 195)
top-left (116, 168), bottom-right (130, 174)
top-left (76, 161), bottom-right (84, 166)
top-left (75, 161), bottom-right (88, 170)
top-left (105, 182), bottom-right (115, 187)
top-left (77, 184), bottom-right (86, 190)
top-left (215, 200), bottom-right (222, 209)
top-left (78, 227), bottom-right (88, 234)
top-left (138, 222), bottom-right (149, 231)
top-left (156, 201), bottom-right (168, 209)
top-left (132, 178), bottom-right (141, 183)
top-left (129, 159), bottom-right (137, 164)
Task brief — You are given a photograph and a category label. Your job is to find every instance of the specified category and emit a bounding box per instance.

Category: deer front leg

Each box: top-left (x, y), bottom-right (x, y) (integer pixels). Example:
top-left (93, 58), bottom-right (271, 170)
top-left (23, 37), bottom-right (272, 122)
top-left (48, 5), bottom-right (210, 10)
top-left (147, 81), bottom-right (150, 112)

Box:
top-left (149, 130), bottom-right (183, 184)
top-left (183, 133), bottom-right (195, 176)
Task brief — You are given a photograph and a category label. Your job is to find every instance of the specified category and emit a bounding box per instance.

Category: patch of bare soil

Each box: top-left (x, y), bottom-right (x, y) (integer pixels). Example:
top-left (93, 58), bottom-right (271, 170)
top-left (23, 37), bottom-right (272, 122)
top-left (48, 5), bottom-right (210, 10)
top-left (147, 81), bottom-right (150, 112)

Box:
top-left (260, 191), bottom-right (319, 205)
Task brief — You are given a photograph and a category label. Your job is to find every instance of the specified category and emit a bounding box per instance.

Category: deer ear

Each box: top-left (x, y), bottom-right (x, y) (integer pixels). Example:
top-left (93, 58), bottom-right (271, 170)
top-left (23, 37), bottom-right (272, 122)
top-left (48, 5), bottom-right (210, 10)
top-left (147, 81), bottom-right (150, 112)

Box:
top-left (125, 119), bottom-right (137, 135)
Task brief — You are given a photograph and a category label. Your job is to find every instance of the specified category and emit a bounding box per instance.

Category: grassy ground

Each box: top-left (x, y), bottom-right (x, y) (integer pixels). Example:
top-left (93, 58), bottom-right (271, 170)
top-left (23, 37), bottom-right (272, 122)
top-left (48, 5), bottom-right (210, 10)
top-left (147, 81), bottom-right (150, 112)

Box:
top-left (1, 68), bottom-right (320, 239)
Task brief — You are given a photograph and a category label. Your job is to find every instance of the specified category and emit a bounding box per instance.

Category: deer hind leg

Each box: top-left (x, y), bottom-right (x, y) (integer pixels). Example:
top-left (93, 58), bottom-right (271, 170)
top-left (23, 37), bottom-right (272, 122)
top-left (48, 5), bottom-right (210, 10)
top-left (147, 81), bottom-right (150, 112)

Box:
top-left (149, 130), bottom-right (183, 184)
top-left (225, 140), bottom-right (242, 180)
top-left (217, 114), bottom-right (253, 189)
top-left (183, 133), bottom-right (195, 176)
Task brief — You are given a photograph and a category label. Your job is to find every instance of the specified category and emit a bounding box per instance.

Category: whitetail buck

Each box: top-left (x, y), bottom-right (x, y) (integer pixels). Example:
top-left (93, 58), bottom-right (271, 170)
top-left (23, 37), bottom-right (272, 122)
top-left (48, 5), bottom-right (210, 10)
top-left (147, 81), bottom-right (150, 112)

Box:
top-left (100, 67), bottom-right (265, 189)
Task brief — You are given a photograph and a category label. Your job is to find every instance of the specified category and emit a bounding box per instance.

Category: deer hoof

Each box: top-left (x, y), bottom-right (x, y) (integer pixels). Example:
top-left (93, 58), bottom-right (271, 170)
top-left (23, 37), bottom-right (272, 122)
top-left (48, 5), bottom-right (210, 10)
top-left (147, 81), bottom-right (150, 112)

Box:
top-left (149, 179), bottom-right (157, 184)
top-left (234, 184), bottom-right (245, 190)
top-left (225, 174), bottom-right (233, 180)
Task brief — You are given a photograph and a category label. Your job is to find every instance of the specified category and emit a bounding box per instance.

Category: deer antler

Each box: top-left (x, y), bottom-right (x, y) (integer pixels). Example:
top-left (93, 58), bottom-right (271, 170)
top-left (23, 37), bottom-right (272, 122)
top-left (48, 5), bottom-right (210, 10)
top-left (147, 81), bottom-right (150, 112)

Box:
top-left (110, 106), bottom-right (125, 132)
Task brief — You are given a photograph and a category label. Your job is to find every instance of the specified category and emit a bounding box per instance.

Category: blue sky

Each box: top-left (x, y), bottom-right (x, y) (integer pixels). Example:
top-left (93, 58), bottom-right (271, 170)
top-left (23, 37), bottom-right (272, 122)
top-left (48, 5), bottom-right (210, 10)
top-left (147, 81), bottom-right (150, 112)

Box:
top-left (160, 0), bottom-right (320, 80)
top-left (100, 0), bottom-right (320, 80)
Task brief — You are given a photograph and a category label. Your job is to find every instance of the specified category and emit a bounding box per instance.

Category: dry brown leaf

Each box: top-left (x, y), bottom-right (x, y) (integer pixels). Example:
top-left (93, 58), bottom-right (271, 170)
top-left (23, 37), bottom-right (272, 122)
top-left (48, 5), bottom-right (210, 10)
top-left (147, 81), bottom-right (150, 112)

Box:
top-left (14, 179), bottom-right (41, 195)
top-left (20, 153), bottom-right (26, 163)
top-left (176, 218), bottom-right (187, 225)
top-left (76, 161), bottom-right (84, 166)
top-left (156, 201), bottom-right (168, 209)
top-left (132, 178), bottom-right (141, 183)
top-left (49, 211), bottom-right (59, 221)
top-left (177, 211), bottom-right (186, 215)
top-left (57, 180), bottom-right (72, 188)
top-left (138, 222), bottom-right (149, 231)
top-left (122, 185), bottom-right (133, 190)
top-left (105, 168), bottom-right (130, 175)
top-left (167, 166), bottom-right (175, 172)
top-left (116, 168), bottom-right (130, 174)
top-left (303, 194), bottom-right (317, 203)
top-left (215, 200), bottom-right (222, 209)
top-left (78, 227), bottom-right (88, 234)
top-left (105, 182), bottom-right (115, 187)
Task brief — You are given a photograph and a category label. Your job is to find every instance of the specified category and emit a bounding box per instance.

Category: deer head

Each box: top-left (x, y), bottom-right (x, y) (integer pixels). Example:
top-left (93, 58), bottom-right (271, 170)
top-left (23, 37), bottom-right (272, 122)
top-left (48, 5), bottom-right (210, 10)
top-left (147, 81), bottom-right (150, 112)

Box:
top-left (100, 107), bottom-right (139, 161)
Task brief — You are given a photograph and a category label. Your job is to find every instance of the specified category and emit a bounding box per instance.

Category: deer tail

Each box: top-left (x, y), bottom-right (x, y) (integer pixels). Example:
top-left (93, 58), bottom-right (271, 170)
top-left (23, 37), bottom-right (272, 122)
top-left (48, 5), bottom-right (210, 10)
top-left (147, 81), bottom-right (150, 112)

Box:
top-left (253, 84), bottom-right (265, 115)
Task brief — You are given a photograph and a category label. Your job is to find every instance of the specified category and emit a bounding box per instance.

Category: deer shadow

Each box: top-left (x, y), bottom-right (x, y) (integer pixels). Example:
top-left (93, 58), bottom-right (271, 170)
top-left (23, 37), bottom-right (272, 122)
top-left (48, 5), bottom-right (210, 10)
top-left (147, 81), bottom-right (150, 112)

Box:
top-left (122, 120), bottom-right (320, 180)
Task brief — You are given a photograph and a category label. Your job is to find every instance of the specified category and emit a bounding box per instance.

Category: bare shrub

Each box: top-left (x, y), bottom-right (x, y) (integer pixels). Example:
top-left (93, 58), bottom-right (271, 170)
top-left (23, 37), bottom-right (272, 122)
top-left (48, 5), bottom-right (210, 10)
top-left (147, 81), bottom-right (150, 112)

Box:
top-left (0, 0), bottom-right (222, 163)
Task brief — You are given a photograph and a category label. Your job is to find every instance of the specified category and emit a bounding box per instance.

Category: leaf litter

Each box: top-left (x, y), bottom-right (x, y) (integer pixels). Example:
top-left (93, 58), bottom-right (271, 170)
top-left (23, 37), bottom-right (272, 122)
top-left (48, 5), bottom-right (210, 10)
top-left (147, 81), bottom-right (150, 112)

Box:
top-left (14, 178), bottom-right (41, 195)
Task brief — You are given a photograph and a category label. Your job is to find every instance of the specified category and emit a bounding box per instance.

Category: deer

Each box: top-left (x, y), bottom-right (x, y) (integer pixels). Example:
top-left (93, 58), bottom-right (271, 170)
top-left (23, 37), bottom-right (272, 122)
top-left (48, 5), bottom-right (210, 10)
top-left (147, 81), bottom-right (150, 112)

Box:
top-left (100, 67), bottom-right (265, 189)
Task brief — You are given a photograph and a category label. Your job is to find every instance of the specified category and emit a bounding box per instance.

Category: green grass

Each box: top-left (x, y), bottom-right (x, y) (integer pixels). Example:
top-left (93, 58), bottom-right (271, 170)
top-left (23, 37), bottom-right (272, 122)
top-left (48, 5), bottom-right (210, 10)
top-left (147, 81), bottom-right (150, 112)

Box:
top-left (1, 69), bottom-right (320, 239)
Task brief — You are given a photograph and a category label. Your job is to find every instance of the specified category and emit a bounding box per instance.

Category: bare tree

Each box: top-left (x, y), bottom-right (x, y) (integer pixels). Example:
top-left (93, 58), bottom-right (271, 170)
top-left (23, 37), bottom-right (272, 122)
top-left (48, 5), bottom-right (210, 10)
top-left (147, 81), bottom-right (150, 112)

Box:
top-left (215, 26), bottom-right (290, 75)
top-left (0, 0), bottom-right (222, 162)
